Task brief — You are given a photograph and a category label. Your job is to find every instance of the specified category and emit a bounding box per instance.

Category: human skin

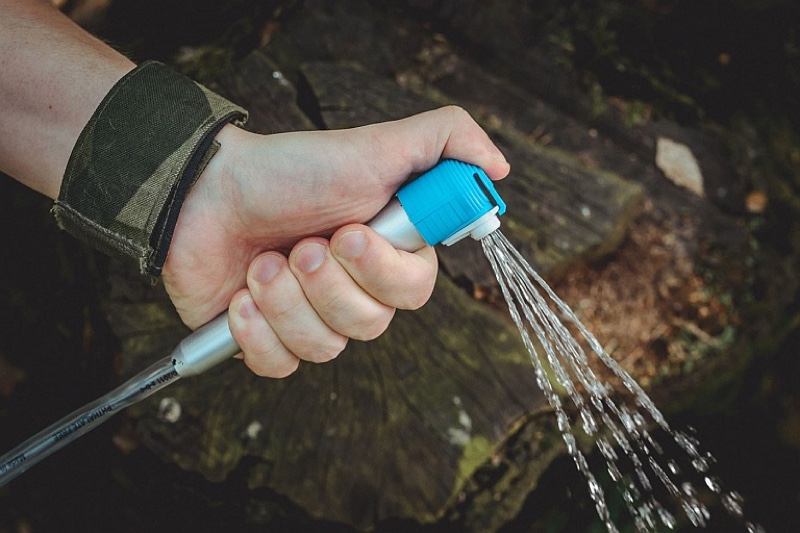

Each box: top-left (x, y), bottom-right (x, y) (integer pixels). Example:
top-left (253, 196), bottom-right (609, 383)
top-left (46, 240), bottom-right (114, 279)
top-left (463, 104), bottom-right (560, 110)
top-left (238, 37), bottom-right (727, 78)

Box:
top-left (0, 0), bottom-right (510, 377)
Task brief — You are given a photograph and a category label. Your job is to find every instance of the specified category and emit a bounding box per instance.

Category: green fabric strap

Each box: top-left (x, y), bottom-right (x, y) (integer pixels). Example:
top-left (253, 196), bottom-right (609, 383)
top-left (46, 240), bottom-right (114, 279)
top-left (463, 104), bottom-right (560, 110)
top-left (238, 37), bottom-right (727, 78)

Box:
top-left (53, 61), bottom-right (248, 276)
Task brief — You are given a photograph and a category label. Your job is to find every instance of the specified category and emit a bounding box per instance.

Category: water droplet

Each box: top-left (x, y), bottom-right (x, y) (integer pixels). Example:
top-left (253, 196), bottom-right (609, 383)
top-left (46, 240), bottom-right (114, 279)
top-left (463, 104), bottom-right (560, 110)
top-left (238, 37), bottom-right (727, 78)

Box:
top-left (590, 393), bottom-right (605, 411)
top-left (642, 431), bottom-right (663, 455)
top-left (721, 491), bottom-right (744, 517)
top-left (580, 410), bottom-right (597, 435)
top-left (563, 433), bottom-right (578, 455)
top-left (745, 521), bottom-right (765, 533)
top-left (636, 468), bottom-right (652, 492)
top-left (606, 462), bottom-right (622, 482)
top-left (638, 501), bottom-right (657, 529)
top-left (620, 411), bottom-right (635, 433)
top-left (535, 375), bottom-right (548, 391)
top-left (667, 460), bottom-right (681, 475)
top-left (623, 490), bottom-right (635, 505)
top-left (597, 438), bottom-right (618, 461)
top-left (692, 457), bottom-right (709, 473)
top-left (704, 475), bottom-right (722, 493)
top-left (681, 500), bottom-right (708, 528)
top-left (628, 482), bottom-right (641, 501)
top-left (588, 477), bottom-right (603, 500)
top-left (557, 411), bottom-right (570, 432)
top-left (657, 507), bottom-right (676, 529)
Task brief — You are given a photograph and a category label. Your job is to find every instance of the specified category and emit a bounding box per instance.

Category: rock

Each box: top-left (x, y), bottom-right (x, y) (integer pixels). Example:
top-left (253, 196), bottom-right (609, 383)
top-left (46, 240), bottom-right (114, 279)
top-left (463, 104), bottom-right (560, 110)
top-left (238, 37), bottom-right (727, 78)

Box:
top-left (656, 136), bottom-right (705, 196)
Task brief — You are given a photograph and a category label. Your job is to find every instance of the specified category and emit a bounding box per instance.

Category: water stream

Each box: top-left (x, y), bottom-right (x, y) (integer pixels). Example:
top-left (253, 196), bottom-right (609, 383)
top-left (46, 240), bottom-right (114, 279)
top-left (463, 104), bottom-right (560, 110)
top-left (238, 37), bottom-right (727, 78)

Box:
top-left (481, 230), bottom-right (763, 532)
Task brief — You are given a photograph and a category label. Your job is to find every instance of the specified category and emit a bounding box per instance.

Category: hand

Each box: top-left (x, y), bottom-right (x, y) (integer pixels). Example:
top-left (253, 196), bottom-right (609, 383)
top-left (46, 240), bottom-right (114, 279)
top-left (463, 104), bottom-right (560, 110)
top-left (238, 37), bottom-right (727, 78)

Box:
top-left (162, 106), bottom-right (510, 377)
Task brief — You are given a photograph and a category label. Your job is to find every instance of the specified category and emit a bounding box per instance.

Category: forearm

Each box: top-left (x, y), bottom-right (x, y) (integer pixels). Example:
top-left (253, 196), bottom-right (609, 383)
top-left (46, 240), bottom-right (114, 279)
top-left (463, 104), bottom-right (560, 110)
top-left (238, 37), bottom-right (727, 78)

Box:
top-left (0, 0), bottom-right (134, 198)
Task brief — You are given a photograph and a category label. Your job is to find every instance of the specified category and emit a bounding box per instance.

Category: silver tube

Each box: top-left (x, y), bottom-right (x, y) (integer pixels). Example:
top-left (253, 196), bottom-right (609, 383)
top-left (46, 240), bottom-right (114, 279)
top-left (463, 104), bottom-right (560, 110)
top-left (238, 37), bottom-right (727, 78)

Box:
top-left (172, 315), bottom-right (240, 377)
top-left (364, 197), bottom-right (428, 252)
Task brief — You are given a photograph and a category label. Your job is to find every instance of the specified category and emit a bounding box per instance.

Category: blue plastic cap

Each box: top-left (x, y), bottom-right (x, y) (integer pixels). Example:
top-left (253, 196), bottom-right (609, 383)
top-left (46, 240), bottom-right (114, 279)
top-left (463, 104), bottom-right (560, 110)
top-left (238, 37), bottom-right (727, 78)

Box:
top-left (396, 159), bottom-right (506, 246)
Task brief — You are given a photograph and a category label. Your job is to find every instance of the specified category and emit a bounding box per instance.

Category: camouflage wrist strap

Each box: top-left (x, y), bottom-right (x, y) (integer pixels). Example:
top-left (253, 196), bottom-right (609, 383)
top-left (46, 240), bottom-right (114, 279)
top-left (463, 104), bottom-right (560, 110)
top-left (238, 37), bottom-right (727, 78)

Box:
top-left (53, 61), bottom-right (248, 276)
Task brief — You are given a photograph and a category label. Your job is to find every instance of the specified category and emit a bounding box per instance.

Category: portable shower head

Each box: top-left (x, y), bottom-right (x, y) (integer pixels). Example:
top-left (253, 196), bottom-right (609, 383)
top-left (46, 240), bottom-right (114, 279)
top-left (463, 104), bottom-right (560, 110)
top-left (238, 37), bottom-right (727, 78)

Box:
top-left (367, 159), bottom-right (506, 251)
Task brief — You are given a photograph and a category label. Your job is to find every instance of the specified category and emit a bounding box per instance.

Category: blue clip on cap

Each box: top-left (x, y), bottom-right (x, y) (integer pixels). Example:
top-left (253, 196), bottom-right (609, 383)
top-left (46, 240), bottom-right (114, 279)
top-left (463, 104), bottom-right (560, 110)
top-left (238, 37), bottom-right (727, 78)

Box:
top-left (396, 159), bottom-right (506, 246)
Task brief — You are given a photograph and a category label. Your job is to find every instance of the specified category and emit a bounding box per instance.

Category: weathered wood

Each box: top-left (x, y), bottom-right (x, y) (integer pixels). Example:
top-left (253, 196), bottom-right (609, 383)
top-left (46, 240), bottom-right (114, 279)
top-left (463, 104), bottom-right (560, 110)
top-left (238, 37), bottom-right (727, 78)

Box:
top-left (106, 0), bottom-right (757, 530)
top-left (390, 0), bottom-right (749, 214)
top-left (119, 273), bottom-right (544, 529)
top-left (105, 2), bottom-right (647, 530)
top-left (109, 54), bottom-right (642, 532)
top-left (209, 49), bottom-right (316, 134)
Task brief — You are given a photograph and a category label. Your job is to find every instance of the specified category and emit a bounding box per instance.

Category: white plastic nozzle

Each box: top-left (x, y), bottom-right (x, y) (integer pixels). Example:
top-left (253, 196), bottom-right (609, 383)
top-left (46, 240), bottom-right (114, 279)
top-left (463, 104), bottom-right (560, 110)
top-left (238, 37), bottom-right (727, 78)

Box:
top-left (441, 207), bottom-right (501, 246)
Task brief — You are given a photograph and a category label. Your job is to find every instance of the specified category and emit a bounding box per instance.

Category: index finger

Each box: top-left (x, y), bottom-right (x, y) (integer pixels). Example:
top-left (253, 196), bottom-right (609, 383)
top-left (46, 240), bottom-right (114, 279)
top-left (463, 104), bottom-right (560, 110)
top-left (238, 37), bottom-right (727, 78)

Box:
top-left (356, 106), bottom-right (511, 185)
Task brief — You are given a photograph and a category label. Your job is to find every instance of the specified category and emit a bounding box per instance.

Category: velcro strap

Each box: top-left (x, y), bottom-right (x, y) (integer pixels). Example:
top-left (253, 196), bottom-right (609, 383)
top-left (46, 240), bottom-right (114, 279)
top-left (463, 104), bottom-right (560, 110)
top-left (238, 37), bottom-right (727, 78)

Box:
top-left (53, 61), bottom-right (248, 276)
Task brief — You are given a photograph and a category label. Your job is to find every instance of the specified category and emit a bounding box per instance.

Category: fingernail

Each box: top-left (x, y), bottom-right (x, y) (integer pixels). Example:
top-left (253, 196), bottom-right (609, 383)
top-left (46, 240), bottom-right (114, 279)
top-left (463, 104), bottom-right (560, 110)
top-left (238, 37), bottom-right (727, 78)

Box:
top-left (295, 243), bottom-right (326, 273)
top-left (253, 253), bottom-right (283, 283)
top-left (336, 230), bottom-right (367, 260)
top-left (238, 294), bottom-right (257, 319)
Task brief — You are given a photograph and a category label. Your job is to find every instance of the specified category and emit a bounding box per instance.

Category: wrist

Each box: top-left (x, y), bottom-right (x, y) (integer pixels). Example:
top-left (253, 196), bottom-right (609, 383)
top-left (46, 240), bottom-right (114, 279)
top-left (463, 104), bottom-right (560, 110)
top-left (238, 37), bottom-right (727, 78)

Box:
top-left (53, 61), bottom-right (248, 276)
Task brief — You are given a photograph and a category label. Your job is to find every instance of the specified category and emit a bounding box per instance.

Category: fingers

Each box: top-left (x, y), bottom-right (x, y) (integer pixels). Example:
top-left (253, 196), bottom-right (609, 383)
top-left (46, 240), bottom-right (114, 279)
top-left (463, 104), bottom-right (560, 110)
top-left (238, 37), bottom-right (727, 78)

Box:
top-left (228, 250), bottom-right (349, 377)
top-left (290, 238), bottom-right (397, 342)
top-left (228, 230), bottom-right (437, 378)
top-left (221, 105), bottom-right (497, 380)
top-left (228, 290), bottom-right (301, 378)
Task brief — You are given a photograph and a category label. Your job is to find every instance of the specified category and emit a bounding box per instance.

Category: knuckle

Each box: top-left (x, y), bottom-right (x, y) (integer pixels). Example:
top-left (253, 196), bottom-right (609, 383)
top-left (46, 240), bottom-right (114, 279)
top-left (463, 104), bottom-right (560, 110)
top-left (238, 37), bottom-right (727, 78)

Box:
top-left (384, 266), bottom-right (436, 311)
top-left (303, 335), bottom-right (348, 364)
top-left (401, 292), bottom-right (428, 311)
top-left (403, 279), bottom-right (436, 310)
top-left (350, 308), bottom-right (395, 341)
top-left (444, 104), bottom-right (470, 122)
top-left (244, 350), bottom-right (299, 378)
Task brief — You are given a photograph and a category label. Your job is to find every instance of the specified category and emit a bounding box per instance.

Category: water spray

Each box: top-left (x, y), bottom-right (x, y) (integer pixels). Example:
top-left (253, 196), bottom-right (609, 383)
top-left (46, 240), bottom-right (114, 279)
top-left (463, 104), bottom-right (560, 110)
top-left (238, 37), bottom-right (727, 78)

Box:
top-left (0, 159), bottom-right (505, 486)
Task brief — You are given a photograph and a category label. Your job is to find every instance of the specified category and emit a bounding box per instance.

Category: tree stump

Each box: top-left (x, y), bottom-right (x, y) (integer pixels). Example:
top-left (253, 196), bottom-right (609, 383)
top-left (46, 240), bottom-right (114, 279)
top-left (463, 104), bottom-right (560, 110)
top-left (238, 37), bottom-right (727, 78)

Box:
top-left (106, 0), bottom-right (763, 530)
top-left (108, 25), bottom-right (641, 533)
